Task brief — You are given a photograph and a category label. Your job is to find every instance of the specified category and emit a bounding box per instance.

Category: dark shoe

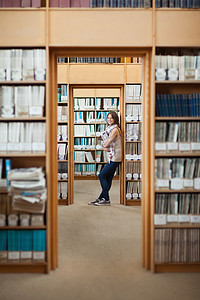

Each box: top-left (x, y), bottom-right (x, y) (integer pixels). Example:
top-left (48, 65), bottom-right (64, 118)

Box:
top-left (95, 198), bottom-right (110, 206)
top-left (88, 198), bottom-right (100, 205)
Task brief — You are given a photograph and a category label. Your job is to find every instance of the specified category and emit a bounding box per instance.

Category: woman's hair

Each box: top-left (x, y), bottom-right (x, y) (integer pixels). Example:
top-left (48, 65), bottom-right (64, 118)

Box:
top-left (107, 111), bottom-right (120, 127)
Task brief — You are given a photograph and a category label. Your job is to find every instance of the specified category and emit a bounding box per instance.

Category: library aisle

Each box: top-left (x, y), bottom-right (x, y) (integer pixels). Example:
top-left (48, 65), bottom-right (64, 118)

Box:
top-left (0, 181), bottom-right (199, 300)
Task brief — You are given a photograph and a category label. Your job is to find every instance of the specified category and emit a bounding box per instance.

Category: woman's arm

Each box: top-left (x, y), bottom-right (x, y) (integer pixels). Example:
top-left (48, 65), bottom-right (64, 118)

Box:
top-left (103, 128), bottom-right (118, 148)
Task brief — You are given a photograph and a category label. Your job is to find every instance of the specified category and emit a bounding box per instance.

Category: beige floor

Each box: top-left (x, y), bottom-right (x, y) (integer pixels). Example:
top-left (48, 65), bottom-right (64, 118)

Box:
top-left (0, 180), bottom-right (200, 300)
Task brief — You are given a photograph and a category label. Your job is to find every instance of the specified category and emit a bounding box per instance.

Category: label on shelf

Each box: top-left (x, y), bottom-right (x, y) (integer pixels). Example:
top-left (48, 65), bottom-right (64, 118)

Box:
top-left (191, 143), bottom-right (200, 151)
top-left (7, 143), bottom-right (19, 151)
top-left (33, 251), bottom-right (45, 261)
top-left (194, 178), bottom-right (200, 190)
top-left (29, 106), bottom-right (43, 116)
top-left (155, 68), bottom-right (167, 81)
top-left (96, 158), bottom-right (101, 163)
top-left (139, 193), bottom-right (142, 199)
top-left (61, 96), bottom-right (68, 101)
top-left (126, 193), bottom-right (132, 200)
top-left (133, 173), bottom-right (139, 180)
top-left (184, 69), bottom-right (195, 80)
top-left (138, 154), bottom-right (142, 160)
top-left (32, 142), bottom-right (45, 152)
top-left (195, 68), bottom-right (200, 80)
top-left (132, 193), bottom-right (138, 199)
top-left (0, 214), bottom-right (6, 226)
top-left (178, 215), bottom-right (190, 223)
top-left (155, 143), bottom-right (167, 151)
top-left (190, 215), bottom-right (200, 223)
top-left (126, 173), bottom-right (132, 180)
top-left (167, 142), bottom-right (178, 151)
top-left (132, 154), bottom-right (138, 160)
top-left (125, 154), bottom-right (132, 160)
top-left (19, 143), bottom-right (32, 152)
top-left (179, 143), bottom-right (191, 151)
top-left (0, 251), bottom-right (7, 262)
top-left (8, 214), bottom-right (18, 226)
top-left (8, 251), bottom-right (20, 260)
top-left (168, 68), bottom-right (179, 81)
top-left (154, 214), bottom-right (167, 225)
top-left (167, 215), bottom-right (178, 223)
top-left (171, 178), bottom-right (183, 190)
top-left (157, 179), bottom-right (169, 188)
top-left (183, 179), bottom-right (194, 188)
top-left (0, 143), bottom-right (7, 151)
top-left (21, 251), bottom-right (32, 260)
top-left (126, 116), bottom-right (132, 122)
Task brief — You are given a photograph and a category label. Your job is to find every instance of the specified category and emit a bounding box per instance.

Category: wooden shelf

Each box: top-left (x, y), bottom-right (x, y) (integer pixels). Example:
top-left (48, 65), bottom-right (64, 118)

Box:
top-left (155, 189), bottom-right (200, 193)
top-left (0, 80), bottom-right (46, 84)
top-left (0, 117), bottom-right (46, 121)
top-left (155, 152), bottom-right (200, 157)
top-left (0, 153), bottom-right (46, 157)
top-left (155, 263), bottom-right (200, 273)
top-left (57, 141), bottom-right (68, 143)
top-left (58, 179), bottom-right (68, 182)
top-left (126, 199), bottom-right (141, 206)
top-left (0, 262), bottom-right (47, 274)
top-left (0, 226), bottom-right (46, 229)
top-left (155, 224), bottom-right (200, 229)
top-left (156, 80), bottom-right (200, 84)
top-left (155, 117), bottom-right (200, 121)
top-left (126, 140), bottom-right (142, 143)
top-left (58, 199), bottom-right (68, 205)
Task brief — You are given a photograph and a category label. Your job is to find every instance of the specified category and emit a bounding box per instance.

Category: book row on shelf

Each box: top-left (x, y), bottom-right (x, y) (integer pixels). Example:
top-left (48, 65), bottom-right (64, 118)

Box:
top-left (126, 104), bottom-right (142, 121)
top-left (126, 84), bottom-right (142, 101)
top-left (58, 162), bottom-right (68, 180)
top-left (74, 137), bottom-right (95, 149)
top-left (57, 57), bottom-right (143, 64)
top-left (156, 94), bottom-right (200, 117)
top-left (156, 0), bottom-right (200, 8)
top-left (57, 144), bottom-right (68, 160)
top-left (0, 229), bottom-right (46, 263)
top-left (126, 123), bottom-right (142, 141)
top-left (0, 122), bottom-right (46, 153)
top-left (155, 122), bottom-right (200, 151)
top-left (57, 125), bottom-right (68, 141)
top-left (49, 0), bottom-right (152, 8)
top-left (125, 143), bottom-right (142, 160)
top-left (126, 181), bottom-right (141, 200)
top-left (57, 106), bottom-right (68, 121)
top-left (0, 0), bottom-right (44, 7)
top-left (0, 49), bottom-right (46, 82)
top-left (0, 85), bottom-right (45, 118)
top-left (74, 111), bottom-right (109, 123)
top-left (125, 161), bottom-right (141, 179)
top-left (74, 163), bottom-right (119, 176)
top-left (74, 97), bottom-right (120, 111)
top-left (155, 53), bottom-right (200, 81)
top-left (57, 85), bottom-right (68, 102)
top-left (155, 158), bottom-right (200, 190)
top-left (154, 228), bottom-right (200, 263)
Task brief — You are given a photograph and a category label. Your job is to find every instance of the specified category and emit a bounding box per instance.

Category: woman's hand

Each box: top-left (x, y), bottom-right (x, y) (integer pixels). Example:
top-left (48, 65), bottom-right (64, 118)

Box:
top-left (103, 147), bottom-right (110, 152)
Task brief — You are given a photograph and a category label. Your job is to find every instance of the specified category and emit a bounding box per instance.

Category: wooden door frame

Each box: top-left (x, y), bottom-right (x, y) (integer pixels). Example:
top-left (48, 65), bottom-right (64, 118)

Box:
top-left (49, 47), bottom-right (153, 271)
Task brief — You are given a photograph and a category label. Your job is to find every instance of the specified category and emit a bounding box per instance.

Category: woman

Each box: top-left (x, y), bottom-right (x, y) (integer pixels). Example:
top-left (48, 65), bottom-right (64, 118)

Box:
top-left (88, 111), bottom-right (122, 206)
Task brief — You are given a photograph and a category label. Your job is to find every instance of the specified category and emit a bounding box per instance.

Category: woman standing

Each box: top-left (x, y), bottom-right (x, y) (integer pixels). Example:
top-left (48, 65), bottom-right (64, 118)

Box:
top-left (88, 111), bottom-right (122, 206)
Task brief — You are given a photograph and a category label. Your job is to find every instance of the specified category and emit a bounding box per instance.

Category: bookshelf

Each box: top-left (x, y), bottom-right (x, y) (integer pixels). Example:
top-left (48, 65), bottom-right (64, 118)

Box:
top-left (152, 48), bottom-right (200, 273)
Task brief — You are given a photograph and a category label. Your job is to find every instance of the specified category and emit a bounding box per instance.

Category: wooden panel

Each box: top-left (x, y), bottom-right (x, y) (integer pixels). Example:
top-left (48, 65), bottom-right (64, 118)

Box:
top-left (57, 64), bottom-right (68, 83)
top-left (96, 88), bottom-right (120, 97)
top-left (73, 88), bottom-right (95, 97)
top-left (0, 10), bottom-right (46, 46)
top-left (126, 64), bottom-right (142, 83)
top-left (156, 11), bottom-right (200, 46)
top-left (69, 64), bottom-right (125, 84)
top-left (49, 10), bottom-right (153, 47)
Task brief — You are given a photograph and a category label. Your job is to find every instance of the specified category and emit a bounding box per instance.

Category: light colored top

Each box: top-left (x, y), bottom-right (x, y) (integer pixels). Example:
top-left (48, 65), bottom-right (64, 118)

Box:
top-left (111, 132), bottom-right (122, 162)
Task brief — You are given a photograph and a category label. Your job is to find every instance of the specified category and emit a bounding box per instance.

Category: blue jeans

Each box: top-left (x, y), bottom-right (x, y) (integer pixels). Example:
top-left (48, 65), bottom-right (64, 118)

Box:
top-left (98, 161), bottom-right (120, 201)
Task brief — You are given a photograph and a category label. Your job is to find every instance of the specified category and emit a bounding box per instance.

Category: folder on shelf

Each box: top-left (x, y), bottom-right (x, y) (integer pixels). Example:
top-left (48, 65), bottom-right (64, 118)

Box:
top-left (8, 230), bottom-right (20, 261)
top-left (0, 230), bottom-right (7, 262)
top-left (33, 230), bottom-right (46, 262)
top-left (20, 230), bottom-right (33, 262)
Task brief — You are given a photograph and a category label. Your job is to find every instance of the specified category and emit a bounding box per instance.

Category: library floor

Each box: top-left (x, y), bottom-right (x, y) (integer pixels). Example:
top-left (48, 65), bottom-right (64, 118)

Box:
top-left (1, 180), bottom-right (200, 300)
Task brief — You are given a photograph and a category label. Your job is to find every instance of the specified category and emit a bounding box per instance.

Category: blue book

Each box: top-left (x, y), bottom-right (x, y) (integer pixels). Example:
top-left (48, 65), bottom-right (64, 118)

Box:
top-left (156, 0), bottom-right (161, 6)
top-left (0, 230), bottom-right (7, 251)
top-left (20, 230), bottom-right (33, 261)
top-left (33, 230), bottom-right (46, 261)
top-left (169, 0), bottom-right (175, 6)
top-left (5, 159), bottom-right (11, 189)
top-left (7, 230), bottom-right (20, 251)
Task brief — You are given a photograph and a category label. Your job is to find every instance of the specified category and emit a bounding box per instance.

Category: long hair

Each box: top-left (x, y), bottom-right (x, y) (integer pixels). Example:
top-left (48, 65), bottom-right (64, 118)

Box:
top-left (107, 111), bottom-right (120, 127)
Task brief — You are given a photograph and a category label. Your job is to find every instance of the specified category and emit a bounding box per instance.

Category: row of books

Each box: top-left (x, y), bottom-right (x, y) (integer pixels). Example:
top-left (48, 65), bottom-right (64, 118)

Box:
top-left (74, 124), bottom-right (95, 136)
top-left (74, 111), bottom-right (109, 123)
top-left (0, 49), bottom-right (46, 81)
top-left (0, 85), bottom-right (45, 118)
top-left (58, 162), bottom-right (68, 180)
top-left (57, 125), bottom-right (68, 141)
top-left (156, 0), bottom-right (200, 8)
top-left (154, 229), bottom-right (200, 263)
top-left (57, 85), bottom-right (68, 102)
top-left (74, 151), bottom-right (95, 162)
top-left (0, 230), bottom-right (46, 263)
top-left (126, 123), bottom-right (142, 141)
top-left (155, 122), bottom-right (200, 146)
top-left (126, 104), bottom-right (142, 121)
top-left (155, 193), bottom-right (200, 214)
top-left (58, 182), bottom-right (68, 199)
top-left (96, 163), bottom-right (119, 176)
top-left (0, 122), bottom-right (46, 152)
top-left (126, 161), bottom-right (141, 179)
top-left (126, 84), bottom-right (142, 102)
top-left (0, 0), bottom-right (43, 7)
top-left (69, 57), bottom-right (122, 63)
top-left (57, 106), bottom-right (68, 122)
top-left (126, 181), bottom-right (141, 199)
top-left (58, 57), bottom-right (142, 64)
top-left (96, 150), bottom-right (108, 162)
top-left (57, 144), bottom-right (68, 160)
top-left (49, 0), bottom-right (152, 7)
top-left (125, 142), bottom-right (142, 160)
top-left (155, 55), bottom-right (200, 81)
top-left (74, 137), bottom-right (95, 150)
top-left (74, 97), bottom-right (120, 111)
top-left (74, 163), bottom-right (95, 176)
top-left (156, 93), bottom-right (200, 117)
top-left (155, 158), bottom-right (200, 190)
